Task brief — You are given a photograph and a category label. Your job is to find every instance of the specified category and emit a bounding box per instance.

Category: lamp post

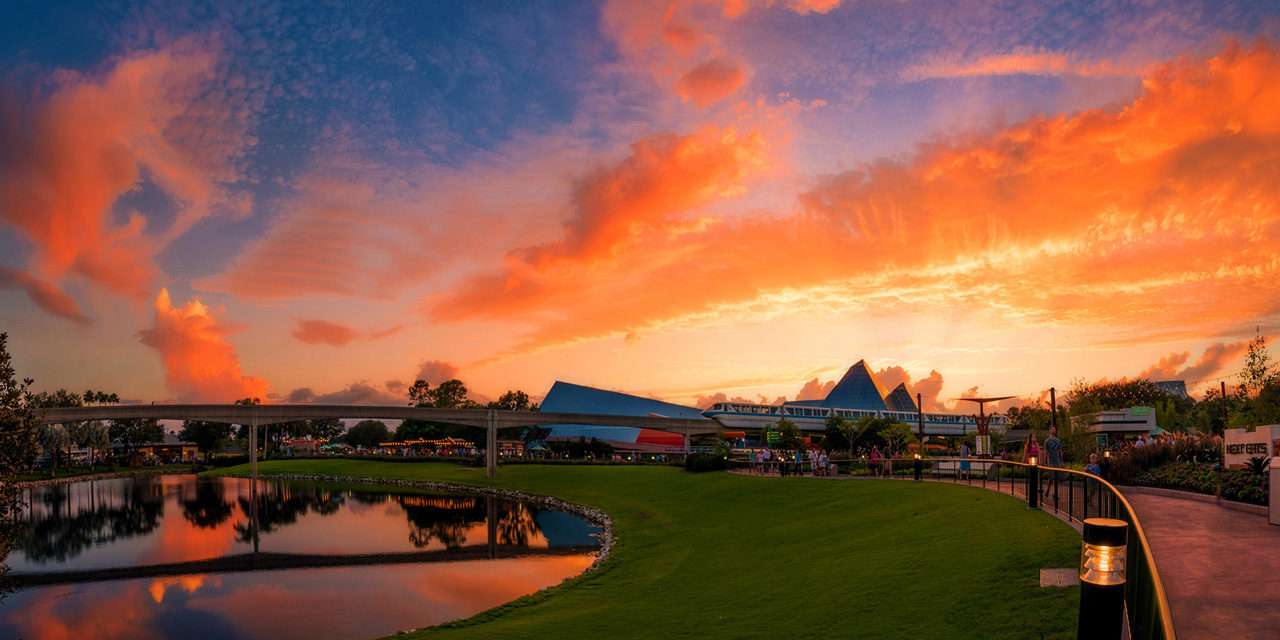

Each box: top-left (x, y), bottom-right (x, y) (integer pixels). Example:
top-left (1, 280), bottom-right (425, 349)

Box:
top-left (1027, 455), bottom-right (1039, 509)
top-left (1077, 518), bottom-right (1128, 640)
top-left (912, 452), bottom-right (922, 482)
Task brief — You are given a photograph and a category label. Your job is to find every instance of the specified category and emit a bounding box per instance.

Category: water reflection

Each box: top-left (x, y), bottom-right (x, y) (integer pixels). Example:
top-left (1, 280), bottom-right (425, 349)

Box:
top-left (1, 476), bottom-right (600, 639)
top-left (7, 476), bottom-right (598, 574)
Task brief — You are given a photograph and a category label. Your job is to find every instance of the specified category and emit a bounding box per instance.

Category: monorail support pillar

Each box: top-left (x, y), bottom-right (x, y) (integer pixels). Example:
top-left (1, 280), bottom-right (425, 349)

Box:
top-left (486, 410), bottom-right (498, 479)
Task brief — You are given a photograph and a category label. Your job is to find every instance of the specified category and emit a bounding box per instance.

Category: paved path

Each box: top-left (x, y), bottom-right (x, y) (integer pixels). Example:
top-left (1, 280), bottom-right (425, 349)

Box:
top-left (1126, 492), bottom-right (1280, 640)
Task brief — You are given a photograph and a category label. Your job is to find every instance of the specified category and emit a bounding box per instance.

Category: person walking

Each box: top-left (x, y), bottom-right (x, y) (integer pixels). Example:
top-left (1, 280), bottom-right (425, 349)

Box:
top-left (959, 441), bottom-right (971, 480)
top-left (1042, 426), bottom-right (1063, 498)
top-left (869, 446), bottom-right (882, 477)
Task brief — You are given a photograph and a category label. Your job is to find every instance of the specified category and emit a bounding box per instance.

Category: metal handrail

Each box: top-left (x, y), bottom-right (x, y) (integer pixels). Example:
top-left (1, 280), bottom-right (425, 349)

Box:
top-left (731, 455), bottom-right (1177, 639)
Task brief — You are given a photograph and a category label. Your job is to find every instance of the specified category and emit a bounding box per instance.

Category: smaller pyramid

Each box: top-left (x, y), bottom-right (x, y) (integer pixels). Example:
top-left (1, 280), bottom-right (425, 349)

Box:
top-left (884, 383), bottom-right (918, 412)
top-left (821, 360), bottom-right (888, 411)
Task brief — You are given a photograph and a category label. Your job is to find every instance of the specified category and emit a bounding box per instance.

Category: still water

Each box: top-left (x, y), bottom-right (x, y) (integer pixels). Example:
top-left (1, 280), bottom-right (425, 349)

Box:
top-left (0, 475), bottom-right (600, 639)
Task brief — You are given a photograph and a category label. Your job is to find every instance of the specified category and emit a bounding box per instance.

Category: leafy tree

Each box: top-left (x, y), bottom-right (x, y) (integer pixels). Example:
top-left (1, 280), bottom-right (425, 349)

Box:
top-left (1, 332), bottom-right (41, 573)
top-left (40, 424), bottom-right (71, 475)
top-left (1067, 378), bottom-right (1169, 414)
top-left (180, 420), bottom-right (232, 461)
top-left (879, 422), bottom-right (917, 454)
top-left (408, 380), bottom-right (432, 407)
top-left (774, 417), bottom-right (803, 450)
top-left (430, 379), bottom-right (471, 408)
top-left (488, 390), bottom-right (533, 411)
top-left (345, 420), bottom-right (390, 448)
top-left (823, 415), bottom-right (855, 458)
top-left (1239, 329), bottom-right (1277, 399)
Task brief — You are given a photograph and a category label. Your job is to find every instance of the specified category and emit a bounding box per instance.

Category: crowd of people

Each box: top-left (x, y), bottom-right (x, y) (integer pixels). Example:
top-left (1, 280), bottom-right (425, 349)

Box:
top-left (744, 447), bottom-right (836, 476)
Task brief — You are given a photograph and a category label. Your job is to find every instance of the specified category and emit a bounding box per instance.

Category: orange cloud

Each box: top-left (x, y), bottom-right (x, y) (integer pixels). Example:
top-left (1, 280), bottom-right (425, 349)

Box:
top-left (782, 0), bottom-right (841, 15)
top-left (430, 41), bottom-right (1280, 356)
top-left (0, 267), bottom-right (89, 324)
top-left (794, 377), bottom-right (834, 401)
top-left (874, 366), bottom-right (946, 411)
top-left (1136, 341), bottom-right (1247, 385)
top-left (430, 124), bottom-right (769, 327)
top-left (901, 50), bottom-right (1126, 81)
top-left (138, 289), bottom-right (267, 401)
top-left (0, 39), bottom-right (253, 309)
top-left (677, 57), bottom-right (748, 106)
top-left (291, 319), bottom-right (405, 346)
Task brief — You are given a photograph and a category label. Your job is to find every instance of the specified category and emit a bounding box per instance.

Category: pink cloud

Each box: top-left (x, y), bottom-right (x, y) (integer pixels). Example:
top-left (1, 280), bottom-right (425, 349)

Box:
top-left (0, 267), bottom-right (90, 324)
top-left (676, 57), bottom-right (748, 107)
top-left (0, 39), bottom-right (255, 313)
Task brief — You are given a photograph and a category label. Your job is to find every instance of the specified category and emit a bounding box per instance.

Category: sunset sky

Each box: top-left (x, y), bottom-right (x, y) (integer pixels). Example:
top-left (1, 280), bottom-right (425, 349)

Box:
top-left (2, 0), bottom-right (1279, 410)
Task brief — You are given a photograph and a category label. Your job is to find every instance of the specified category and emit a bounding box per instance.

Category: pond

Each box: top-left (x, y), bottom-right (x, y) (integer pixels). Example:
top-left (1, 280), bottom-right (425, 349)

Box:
top-left (0, 475), bottom-right (601, 639)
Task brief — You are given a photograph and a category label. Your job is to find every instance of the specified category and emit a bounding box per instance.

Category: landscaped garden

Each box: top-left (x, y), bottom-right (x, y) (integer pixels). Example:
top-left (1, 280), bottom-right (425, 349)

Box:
top-left (210, 459), bottom-right (1081, 639)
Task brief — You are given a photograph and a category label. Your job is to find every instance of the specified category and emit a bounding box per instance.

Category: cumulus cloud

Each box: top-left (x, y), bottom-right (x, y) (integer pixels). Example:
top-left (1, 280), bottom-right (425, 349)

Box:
top-left (285, 382), bottom-right (401, 405)
top-left (794, 377), bottom-right (835, 401)
top-left (676, 57), bottom-right (748, 106)
top-left (874, 366), bottom-right (946, 411)
top-left (429, 41), bottom-right (1280, 355)
top-left (0, 267), bottom-right (90, 324)
top-left (1136, 341), bottom-right (1247, 385)
top-left (290, 319), bottom-right (406, 346)
top-left (0, 39), bottom-right (255, 311)
top-left (137, 289), bottom-right (267, 401)
top-left (415, 360), bottom-right (461, 385)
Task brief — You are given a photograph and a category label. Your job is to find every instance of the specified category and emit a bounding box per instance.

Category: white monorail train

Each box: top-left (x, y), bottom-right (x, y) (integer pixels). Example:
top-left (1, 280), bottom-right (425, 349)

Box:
top-left (701, 401), bottom-right (1007, 437)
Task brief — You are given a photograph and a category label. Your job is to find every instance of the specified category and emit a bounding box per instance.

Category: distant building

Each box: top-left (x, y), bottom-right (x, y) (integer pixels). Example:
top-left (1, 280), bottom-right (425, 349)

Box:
top-left (114, 433), bottom-right (199, 464)
top-left (539, 381), bottom-right (710, 452)
top-left (1155, 380), bottom-right (1189, 398)
top-left (1074, 406), bottom-right (1159, 438)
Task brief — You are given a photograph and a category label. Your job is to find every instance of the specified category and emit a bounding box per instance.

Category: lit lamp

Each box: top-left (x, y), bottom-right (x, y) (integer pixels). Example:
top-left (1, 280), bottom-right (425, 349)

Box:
top-left (1077, 518), bottom-right (1128, 640)
top-left (1027, 454), bottom-right (1040, 509)
top-left (912, 452), bottom-right (923, 482)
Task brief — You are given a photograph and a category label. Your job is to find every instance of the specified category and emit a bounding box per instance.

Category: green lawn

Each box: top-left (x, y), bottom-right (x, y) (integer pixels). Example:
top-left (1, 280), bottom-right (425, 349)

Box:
top-left (209, 459), bottom-right (1080, 639)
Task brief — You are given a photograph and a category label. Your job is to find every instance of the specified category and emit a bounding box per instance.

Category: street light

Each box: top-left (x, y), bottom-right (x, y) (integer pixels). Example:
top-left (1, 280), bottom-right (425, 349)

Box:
top-left (1077, 518), bottom-right (1128, 640)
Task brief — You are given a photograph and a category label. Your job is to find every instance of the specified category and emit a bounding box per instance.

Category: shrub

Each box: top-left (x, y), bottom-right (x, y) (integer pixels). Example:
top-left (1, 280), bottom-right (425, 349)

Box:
top-left (1133, 461), bottom-right (1269, 505)
top-left (684, 453), bottom-right (728, 472)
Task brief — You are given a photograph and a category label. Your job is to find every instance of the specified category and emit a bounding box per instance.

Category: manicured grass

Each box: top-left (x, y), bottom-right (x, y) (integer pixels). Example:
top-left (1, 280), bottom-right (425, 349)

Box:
top-left (209, 459), bottom-right (1080, 639)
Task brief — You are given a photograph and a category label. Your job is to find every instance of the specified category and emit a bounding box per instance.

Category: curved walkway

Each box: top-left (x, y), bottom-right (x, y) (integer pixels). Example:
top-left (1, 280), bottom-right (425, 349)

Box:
top-left (1125, 491), bottom-right (1280, 640)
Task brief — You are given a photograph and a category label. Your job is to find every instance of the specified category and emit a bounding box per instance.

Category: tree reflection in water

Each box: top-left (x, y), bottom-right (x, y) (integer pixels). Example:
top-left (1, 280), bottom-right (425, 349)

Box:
top-left (234, 482), bottom-right (347, 542)
top-left (14, 478), bottom-right (165, 563)
top-left (179, 480), bottom-right (233, 529)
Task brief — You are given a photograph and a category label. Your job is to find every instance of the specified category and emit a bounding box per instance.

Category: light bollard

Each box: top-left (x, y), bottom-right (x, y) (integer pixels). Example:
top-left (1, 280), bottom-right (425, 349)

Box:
top-left (1027, 456), bottom-right (1039, 509)
top-left (912, 453), bottom-right (922, 482)
top-left (1077, 518), bottom-right (1128, 640)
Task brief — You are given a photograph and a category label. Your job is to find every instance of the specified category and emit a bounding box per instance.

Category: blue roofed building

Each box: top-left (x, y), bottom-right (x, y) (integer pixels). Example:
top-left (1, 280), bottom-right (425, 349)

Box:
top-left (538, 381), bottom-right (712, 452)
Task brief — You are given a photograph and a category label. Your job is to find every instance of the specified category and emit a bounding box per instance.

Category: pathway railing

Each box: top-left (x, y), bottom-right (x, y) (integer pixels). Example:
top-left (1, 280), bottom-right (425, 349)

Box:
top-left (732, 455), bottom-right (1176, 640)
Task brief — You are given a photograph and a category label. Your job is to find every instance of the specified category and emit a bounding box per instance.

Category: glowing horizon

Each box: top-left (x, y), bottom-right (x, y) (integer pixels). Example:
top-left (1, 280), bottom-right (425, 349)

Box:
top-left (2, 1), bottom-right (1278, 410)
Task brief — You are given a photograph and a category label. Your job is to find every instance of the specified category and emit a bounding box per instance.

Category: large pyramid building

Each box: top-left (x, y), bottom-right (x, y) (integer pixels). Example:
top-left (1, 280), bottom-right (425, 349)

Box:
top-left (786, 360), bottom-right (890, 411)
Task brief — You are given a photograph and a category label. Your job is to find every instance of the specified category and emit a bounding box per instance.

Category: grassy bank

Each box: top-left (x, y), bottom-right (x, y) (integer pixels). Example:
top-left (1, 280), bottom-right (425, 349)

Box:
top-left (17, 464), bottom-right (196, 483)
top-left (209, 459), bottom-right (1080, 639)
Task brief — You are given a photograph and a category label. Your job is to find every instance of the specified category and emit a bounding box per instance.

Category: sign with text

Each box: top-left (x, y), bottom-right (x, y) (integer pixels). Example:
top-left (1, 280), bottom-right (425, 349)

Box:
top-left (1224, 425), bottom-right (1280, 469)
